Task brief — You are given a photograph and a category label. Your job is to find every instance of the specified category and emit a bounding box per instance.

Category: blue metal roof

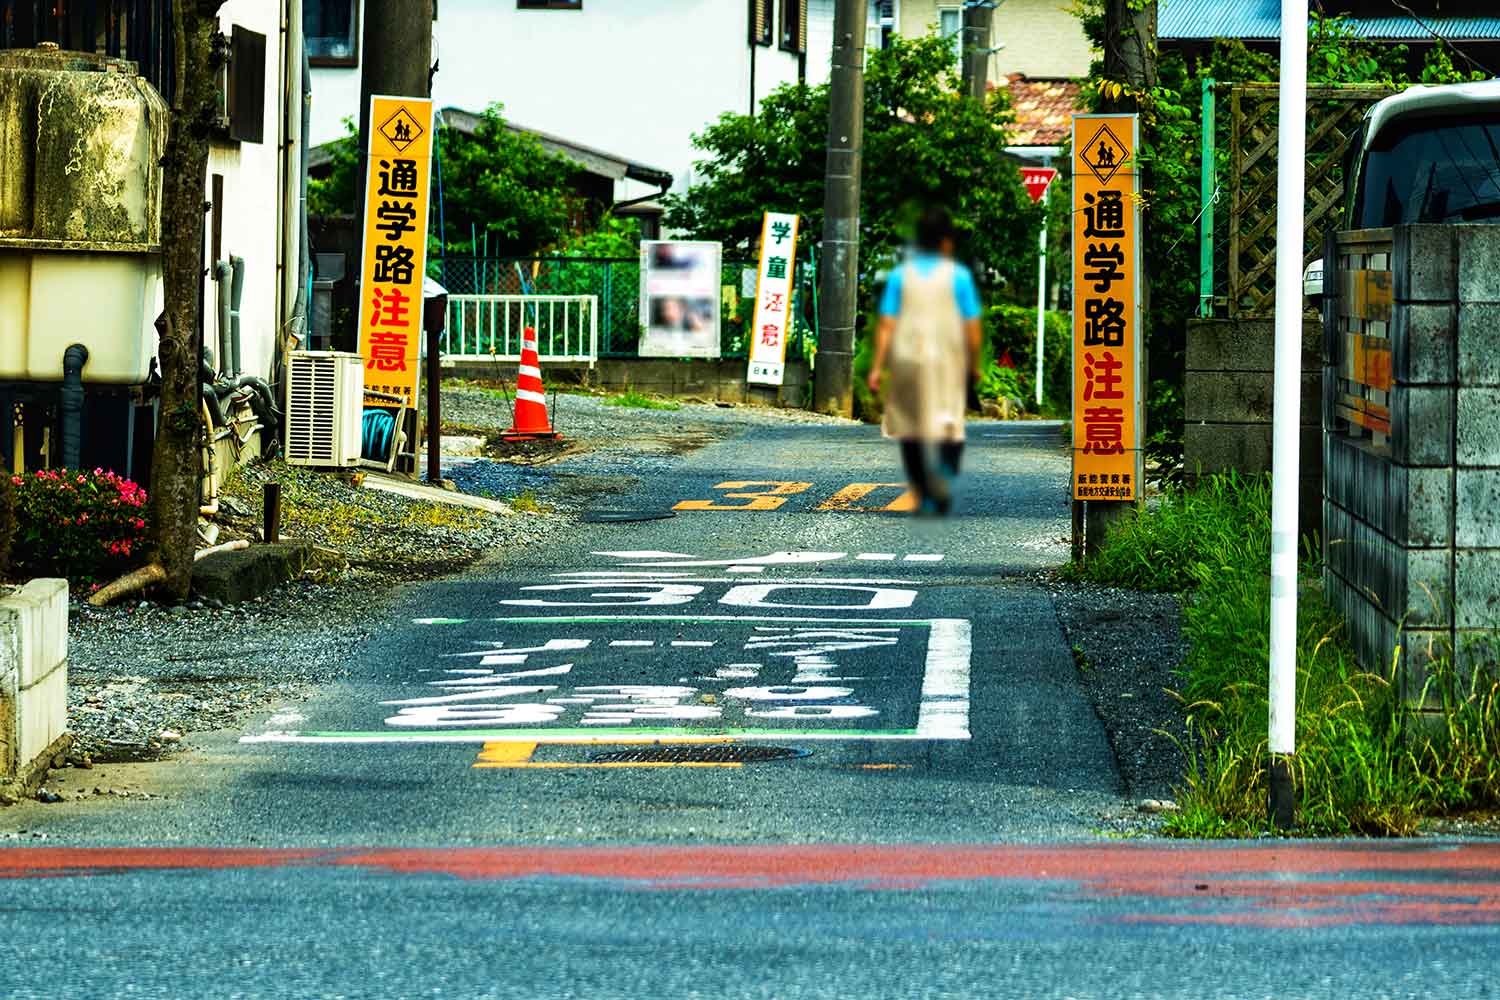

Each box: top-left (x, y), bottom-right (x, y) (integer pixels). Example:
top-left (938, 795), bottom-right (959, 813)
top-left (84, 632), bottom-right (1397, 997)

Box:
top-left (1158, 0), bottom-right (1500, 41)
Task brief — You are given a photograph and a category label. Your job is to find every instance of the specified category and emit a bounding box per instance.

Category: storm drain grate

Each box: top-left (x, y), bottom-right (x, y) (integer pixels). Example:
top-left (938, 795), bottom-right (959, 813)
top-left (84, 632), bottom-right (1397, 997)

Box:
top-left (589, 745), bottom-right (810, 764)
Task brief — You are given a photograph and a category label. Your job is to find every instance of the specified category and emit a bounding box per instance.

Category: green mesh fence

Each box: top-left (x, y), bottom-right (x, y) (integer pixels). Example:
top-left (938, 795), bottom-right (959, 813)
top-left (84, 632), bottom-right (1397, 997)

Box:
top-left (429, 256), bottom-right (818, 360)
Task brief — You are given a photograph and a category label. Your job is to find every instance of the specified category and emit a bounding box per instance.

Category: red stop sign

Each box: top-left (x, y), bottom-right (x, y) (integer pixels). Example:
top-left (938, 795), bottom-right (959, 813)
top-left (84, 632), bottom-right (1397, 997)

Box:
top-left (1020, 167), bottom-right (1058, 203)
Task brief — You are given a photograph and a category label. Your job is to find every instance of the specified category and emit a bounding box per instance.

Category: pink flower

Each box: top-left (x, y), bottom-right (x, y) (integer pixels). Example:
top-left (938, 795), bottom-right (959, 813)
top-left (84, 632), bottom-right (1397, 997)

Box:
top-left (132, 518), bottom-right (146, 530)
top-left (9, 476), bottom-right (19, 486)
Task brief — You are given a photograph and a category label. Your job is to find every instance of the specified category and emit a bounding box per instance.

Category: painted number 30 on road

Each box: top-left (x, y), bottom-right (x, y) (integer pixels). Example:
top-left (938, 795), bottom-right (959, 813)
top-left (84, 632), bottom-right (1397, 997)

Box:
top-left (675, 482), bottom-right (917, 512)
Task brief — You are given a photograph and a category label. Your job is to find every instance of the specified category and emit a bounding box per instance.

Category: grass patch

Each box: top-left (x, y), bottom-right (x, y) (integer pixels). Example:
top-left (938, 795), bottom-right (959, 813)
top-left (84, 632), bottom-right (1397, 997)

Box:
top-left (1072, 472), bottom-right (1499, 836)
top-left (509, 490), bottom-right (549, 514)
top-left (604, 389), bottom-right (680, 411)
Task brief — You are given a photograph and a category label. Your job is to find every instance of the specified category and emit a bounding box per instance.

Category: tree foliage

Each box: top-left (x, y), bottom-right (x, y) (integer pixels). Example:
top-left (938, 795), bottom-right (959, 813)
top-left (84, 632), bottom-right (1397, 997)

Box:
top-left (1072, 3), bottom-right (1486, 461)
top-left (665, 35), bottom-right (1041, 289)
top-left (309, 104), bottom-right (582, 257)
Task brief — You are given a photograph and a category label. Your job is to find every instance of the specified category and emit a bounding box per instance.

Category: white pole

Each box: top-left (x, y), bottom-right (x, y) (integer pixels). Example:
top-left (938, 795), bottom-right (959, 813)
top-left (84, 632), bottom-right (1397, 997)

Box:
top-left (1268, 0), bottom-right (1307, 828)
top-left (1034, 162), bottom-right (1049, 409)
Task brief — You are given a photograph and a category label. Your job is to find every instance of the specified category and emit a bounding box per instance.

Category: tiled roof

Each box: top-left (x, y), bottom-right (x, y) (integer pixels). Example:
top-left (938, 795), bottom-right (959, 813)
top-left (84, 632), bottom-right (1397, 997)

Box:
top-left (997, 76), bottom-right (1085, 147)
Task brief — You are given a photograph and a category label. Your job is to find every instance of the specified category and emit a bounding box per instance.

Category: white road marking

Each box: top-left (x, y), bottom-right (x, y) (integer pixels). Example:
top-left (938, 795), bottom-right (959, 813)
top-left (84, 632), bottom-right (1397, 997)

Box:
top-left (609, 640), bottom-right (655, 647)
top-left (915, 618), bottom-right (971, 739)
top-left (903, 554), bottom-right (945, 562)
top-left (670, 640), bottom-right (716, 647)
top-left (726, 565), bottom-right (767, 573)
top-left (856, 553), bottom-right (897, 561)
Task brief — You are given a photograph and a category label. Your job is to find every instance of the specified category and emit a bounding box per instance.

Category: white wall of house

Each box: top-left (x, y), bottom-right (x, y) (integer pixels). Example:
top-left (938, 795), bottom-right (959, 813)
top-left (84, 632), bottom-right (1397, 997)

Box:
top-left (202, 0), bottom-right (306, 383)
top-left (897, 0), bottom-right (1091, 82)
top-left (310, 0), bottom-right (832, 197)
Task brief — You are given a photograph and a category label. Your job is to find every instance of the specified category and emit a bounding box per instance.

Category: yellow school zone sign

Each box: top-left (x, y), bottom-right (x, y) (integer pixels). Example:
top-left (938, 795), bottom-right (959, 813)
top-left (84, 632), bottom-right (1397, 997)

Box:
top-left (358, 95), bottom-right (434, 408)
top-left (1070, 113), bottom-right (1143, 502)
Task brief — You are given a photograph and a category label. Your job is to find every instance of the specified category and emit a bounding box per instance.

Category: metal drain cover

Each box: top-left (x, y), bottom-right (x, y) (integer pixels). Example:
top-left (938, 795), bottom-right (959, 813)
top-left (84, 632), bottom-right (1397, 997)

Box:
top-left (581, 510), bottom-right (677, 523)
top-left (590, 745), bottom-right (809, 764)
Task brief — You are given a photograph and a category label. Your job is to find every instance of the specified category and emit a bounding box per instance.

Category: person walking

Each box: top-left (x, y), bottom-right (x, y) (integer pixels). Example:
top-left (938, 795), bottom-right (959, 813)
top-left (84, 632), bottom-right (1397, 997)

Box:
top-left (865, 206), bottom-right (983, 515)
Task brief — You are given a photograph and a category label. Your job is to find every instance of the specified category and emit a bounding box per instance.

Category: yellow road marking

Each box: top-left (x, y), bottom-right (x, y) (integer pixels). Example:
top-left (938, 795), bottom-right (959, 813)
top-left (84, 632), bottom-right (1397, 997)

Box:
top-left (814, 483), bottom-right (917, 512)
top-left (473, 737), bottom-right (740, 770)
top-left (673, 481), bottom-right (812, 511)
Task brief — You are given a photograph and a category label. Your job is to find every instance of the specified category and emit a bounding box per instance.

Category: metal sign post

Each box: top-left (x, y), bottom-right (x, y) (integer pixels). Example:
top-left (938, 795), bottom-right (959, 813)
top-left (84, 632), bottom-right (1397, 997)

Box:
top-left (1021, 166), bottom-right (1059, 408)
top-left (1268, 0), bottom-right (1308, 831)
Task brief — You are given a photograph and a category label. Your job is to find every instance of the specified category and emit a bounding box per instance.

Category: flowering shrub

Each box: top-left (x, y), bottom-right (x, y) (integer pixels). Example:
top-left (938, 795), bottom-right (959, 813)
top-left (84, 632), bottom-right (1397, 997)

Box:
top-left (11, 468), bottom-right (150, 582)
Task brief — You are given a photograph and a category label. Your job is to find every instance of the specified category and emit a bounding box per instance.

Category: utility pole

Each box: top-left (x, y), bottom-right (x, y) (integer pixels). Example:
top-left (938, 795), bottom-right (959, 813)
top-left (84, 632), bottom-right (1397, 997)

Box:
top-left (354, 0), bottom-right (435, 222)
top-left (1085, 0), bottom-right (1157, 555)
top-left (811, 0), bottom-right (867, 417)
top-left (961, 0), bottom-right (995, 101)
top-left (1267, 0), bottom-right (1308, 831)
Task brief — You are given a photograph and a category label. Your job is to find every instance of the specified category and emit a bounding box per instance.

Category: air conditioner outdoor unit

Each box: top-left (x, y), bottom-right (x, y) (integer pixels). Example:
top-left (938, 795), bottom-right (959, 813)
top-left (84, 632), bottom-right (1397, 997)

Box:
top-left (285, 350), bottom-right (364, 467)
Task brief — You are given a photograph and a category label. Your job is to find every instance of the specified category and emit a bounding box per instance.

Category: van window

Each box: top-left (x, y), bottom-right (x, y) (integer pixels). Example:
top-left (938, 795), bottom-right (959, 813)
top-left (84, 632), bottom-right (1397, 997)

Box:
top-left (1353, 114), bottom-right (1500, 228)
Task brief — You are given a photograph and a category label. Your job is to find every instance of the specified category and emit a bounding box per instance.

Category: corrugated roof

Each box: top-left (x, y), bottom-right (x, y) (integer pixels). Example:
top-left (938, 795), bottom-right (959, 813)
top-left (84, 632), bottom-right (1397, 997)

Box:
top-left (1159, 0), bottom-right (1500, 41)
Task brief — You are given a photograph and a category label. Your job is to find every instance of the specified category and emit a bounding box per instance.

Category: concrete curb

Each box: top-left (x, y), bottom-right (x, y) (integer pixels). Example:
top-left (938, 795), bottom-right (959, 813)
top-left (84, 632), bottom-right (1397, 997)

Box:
top-left (0, 578), bottom-right (70, 803)
top-left (191, 542), bottom-right (348, 605)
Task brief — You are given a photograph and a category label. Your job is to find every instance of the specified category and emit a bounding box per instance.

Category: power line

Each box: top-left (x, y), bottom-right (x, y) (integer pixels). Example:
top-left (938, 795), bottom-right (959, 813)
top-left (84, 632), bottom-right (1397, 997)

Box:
top-left (1386, 0), bottom-right (1495, 79)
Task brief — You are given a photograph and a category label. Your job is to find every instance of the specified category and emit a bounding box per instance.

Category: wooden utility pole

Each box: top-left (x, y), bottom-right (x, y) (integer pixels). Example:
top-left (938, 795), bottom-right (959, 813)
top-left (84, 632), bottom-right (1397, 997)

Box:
top-left (152, 0), bottom-right (228, 601)
top-left (1085, 0), bottom-right (1157, 556)
top-left (961, 0), bottom-right (996, 101)
top-left (354, 0), bottom-right (434, 220)
top-left (811, 0), bottom-right (867, 417)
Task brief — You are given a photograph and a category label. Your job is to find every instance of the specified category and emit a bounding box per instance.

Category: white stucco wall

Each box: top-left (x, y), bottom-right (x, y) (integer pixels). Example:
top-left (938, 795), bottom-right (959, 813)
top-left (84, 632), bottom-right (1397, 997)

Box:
top-left (309, 0), bottom-right (832, 195)
top-left (204, 0), bottom-right (293, 382)
top-left (899, 0), bottom-right (1091, 82)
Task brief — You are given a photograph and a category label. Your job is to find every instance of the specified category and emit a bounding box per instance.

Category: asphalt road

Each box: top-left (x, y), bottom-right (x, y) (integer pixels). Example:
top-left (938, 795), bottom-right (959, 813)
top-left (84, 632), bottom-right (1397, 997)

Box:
top-left (5, 417), bottom-right (1499, 998)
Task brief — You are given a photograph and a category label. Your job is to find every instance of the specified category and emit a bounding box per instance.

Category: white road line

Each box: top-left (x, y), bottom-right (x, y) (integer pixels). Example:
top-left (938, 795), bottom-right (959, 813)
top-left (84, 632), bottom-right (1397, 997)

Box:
top-left (726, 565), bottom-right (767, 573)
top-left (856, 553), bottom-right (897, 561)
top-left (915, 618), bottom-right (971, 739)
top-left (609, 640), bottom-right (655, 647)
top-left (670, 640), bottom-right (716, 647)
top-left (903, 554), bottom-right (945, 562)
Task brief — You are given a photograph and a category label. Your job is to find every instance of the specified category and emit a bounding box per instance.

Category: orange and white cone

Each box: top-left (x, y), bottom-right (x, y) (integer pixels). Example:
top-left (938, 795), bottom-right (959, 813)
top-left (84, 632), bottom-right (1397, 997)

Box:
top-left (503, 326), bottom-right (560, 441)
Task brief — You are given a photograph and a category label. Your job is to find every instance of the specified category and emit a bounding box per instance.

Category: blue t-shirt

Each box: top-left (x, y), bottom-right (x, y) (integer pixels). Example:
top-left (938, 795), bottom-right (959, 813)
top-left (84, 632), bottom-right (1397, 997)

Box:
top-left (878, 253), bottom-right (982, 320)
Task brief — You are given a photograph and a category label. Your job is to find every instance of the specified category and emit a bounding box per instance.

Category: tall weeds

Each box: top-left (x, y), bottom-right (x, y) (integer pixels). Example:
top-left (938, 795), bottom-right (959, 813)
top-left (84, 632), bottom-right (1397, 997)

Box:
top-left (1071, 472), bottom-right (1496, 836)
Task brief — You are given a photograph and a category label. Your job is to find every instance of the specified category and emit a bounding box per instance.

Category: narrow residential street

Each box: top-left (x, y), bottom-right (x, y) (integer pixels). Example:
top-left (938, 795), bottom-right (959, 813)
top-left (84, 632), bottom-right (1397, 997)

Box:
top-left (4, 412), bottom-right (1500, 998)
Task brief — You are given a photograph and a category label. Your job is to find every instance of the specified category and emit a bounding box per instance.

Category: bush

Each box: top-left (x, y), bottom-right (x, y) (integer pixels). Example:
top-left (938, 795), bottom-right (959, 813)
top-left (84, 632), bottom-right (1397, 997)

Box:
top-left (0, 475), bottom-right (14, 579)
top-left (11, 469), bottom-right (150, 583)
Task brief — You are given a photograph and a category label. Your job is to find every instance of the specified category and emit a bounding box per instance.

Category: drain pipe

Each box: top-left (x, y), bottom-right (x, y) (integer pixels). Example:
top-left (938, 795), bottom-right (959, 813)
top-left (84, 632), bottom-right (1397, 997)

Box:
top-left (61, 344), bottom-right (89, 469)
top-left (215, 260), bottom-right (233, 377)
top-left (230, 255), bottom-right (245, 377)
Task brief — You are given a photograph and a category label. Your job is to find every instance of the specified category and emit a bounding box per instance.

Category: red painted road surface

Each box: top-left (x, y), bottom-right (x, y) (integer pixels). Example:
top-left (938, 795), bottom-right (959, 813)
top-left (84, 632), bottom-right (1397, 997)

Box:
top-left (4, 842), bottom-right (1500, 927)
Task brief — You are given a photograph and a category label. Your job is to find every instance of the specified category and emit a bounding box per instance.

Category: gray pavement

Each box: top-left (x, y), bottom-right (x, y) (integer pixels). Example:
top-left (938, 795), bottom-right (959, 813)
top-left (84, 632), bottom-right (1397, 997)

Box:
top-left (5, 412), bottom-right (1499, 997)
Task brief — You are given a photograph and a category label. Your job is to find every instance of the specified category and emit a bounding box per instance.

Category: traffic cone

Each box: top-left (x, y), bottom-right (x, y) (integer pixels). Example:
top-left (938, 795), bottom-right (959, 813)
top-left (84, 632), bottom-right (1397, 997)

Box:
top-left (502, 326), bottom-right (560, 441)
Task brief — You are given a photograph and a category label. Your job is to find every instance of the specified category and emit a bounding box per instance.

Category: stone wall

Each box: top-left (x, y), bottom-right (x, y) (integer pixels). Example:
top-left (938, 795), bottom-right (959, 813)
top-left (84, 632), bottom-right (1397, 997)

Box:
top-left (1184, 317), bottom-right (1323, 537)
top-left (0, 579), bottom-right (69, 801)
top-left (1322, 224), bottom-right (1500, 705)
top-left (444, 357), bottom-right (813, 410)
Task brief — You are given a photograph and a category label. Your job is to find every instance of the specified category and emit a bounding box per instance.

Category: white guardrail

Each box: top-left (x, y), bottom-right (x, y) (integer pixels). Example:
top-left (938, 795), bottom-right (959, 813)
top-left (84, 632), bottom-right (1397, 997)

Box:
top-left (441, 294), bottom-right (599, 367)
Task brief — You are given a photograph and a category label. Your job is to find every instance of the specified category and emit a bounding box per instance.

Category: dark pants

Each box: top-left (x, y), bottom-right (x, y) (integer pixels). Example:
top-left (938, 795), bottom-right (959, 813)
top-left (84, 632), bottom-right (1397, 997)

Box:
top-left (900, 439), bottom-right (963, 509)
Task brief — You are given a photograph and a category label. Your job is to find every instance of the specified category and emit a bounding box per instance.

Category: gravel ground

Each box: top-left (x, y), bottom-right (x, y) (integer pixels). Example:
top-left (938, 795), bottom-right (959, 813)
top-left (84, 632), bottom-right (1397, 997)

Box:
top-left (1046, 577), bottom-right (1192, 803)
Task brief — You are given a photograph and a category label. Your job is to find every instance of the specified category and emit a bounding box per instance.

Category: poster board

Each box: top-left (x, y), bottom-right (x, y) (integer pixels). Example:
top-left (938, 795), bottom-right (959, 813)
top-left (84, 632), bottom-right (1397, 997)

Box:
top-left (639, 241), bottom-right (722, 358)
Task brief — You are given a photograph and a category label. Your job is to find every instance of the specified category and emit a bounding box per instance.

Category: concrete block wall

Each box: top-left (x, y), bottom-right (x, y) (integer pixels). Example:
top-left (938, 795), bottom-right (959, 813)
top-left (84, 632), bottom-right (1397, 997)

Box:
top-left (1323, 224), bottom-right (1500, 704)
top-left (0, 578), bottom-right (69, 799)
top-left (1184, 317), bottom-right (1323, 537)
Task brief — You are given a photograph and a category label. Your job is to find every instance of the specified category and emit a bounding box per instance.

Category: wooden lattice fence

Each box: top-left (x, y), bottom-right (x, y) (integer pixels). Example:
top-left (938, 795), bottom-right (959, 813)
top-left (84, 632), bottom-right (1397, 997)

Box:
top-left (1227, 83), bottom-right (1393, 318)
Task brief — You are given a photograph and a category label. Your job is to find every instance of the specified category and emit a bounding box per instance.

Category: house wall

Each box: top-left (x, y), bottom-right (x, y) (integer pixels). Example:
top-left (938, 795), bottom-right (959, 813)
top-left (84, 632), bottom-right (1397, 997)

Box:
top-left (898, 0), bottom-right (1091, 82)
top-left (309, 0), bottom-right (831, 197)
top-left (204, 0), bottom-right (301, 383)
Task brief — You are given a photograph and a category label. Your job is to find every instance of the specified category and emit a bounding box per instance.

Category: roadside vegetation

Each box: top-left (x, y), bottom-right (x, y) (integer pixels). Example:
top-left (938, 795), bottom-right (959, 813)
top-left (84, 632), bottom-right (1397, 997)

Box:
top-left (1068, 473), bottom-right (1500, 836)
top-left (604, 389), bottom-right (680, 412)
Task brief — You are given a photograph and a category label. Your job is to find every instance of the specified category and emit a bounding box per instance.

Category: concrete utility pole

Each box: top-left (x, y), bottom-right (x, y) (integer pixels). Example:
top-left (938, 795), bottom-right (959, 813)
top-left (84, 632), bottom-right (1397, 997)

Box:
top-left (1267, 0), bottom-right (1308, 831)
top-left (354, 0), bottom-right (434, 218)
top-left (961, 0), bottom-right (995, 101)
top-left (812, 0), bottom-right (867, 417)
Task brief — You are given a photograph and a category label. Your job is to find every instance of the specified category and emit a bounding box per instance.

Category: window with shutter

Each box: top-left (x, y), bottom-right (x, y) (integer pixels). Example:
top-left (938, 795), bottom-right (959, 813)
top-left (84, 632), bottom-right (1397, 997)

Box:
top-left (749, 0), bottom-right (772, 46)
top-left (779, 0), bottom-right (805, 53)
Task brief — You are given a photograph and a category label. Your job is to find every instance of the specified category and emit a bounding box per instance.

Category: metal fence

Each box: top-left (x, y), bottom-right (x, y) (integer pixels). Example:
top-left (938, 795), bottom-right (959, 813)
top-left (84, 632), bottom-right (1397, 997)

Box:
top-left (443, 295), bottom-right (599, 365)
top-left (429, 255), bottom-right (818, 360)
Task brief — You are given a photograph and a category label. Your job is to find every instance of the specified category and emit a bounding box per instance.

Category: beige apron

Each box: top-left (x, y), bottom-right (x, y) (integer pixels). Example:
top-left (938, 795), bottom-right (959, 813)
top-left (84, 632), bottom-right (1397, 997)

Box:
top-left (881, 260), bottom-right (967, 443)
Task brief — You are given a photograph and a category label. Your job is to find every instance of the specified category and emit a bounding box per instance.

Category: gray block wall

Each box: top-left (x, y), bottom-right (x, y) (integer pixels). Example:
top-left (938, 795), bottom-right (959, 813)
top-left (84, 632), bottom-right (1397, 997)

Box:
top-left (1184, 317), bottom-right (1323, 538)
top-left (1323, 224), bottom-right (1500, 704)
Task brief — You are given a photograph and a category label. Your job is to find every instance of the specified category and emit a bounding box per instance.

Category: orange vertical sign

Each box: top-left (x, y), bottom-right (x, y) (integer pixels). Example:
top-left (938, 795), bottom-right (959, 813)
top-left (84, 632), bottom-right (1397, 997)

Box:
top-left (359, 95), bottom-right (434, 408)
top-left (1071, 114), bottom-right (1142, 502)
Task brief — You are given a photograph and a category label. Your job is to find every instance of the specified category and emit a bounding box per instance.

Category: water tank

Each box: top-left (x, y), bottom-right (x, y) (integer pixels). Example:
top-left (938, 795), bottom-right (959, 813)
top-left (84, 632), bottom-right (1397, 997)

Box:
top-left (0, 45), bottom-right (167, 384)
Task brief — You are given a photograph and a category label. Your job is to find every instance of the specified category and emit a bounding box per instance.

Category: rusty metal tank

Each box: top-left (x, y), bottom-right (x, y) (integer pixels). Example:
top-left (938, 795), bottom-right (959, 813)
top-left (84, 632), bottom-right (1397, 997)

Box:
top-left (0, 44), bottom-right (168, 384)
